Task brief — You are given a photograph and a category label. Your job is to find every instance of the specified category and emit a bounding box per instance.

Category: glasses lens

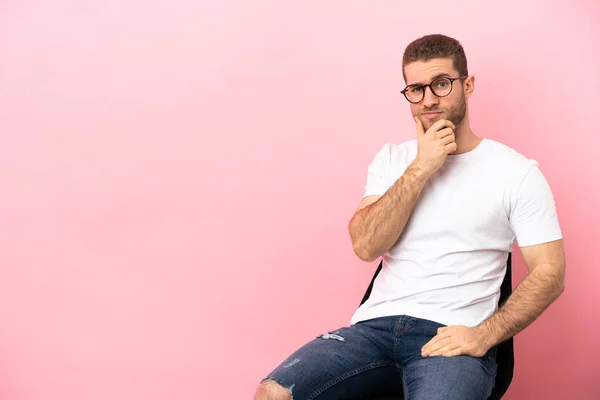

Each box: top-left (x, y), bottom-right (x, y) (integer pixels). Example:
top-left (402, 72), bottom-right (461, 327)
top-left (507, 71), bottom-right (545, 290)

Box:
top-left (430, 77), bottom-right (452, 97)
top-left (405, 86), bottom-right (424, 103)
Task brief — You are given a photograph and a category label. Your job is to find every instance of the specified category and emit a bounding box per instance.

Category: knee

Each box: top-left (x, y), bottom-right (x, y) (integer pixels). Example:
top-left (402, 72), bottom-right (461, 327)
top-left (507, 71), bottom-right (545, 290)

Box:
top-left (253, 379), bottom-right (292, 400)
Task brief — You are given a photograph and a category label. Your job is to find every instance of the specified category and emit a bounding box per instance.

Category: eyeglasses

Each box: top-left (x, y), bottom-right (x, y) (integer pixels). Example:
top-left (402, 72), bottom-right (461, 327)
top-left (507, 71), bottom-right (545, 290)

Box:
top-left (401, 76), bottom-right (467, 104)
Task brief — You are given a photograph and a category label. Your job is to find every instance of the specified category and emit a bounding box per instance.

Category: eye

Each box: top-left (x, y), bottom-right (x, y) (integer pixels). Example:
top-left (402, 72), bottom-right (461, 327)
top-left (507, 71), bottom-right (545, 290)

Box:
top-left (409, 86), bottom-right (423, 94)
top-left (436, 80), bottom-right (449, 88)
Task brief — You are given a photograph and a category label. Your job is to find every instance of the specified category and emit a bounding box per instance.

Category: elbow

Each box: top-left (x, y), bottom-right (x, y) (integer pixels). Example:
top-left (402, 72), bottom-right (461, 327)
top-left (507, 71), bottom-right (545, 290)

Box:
top-left (553, 281), bottom-right (565, 303)
top-left (550, 273), bottom-right (565, 302)
top-left (352, 242), bottom-right (379, 262)
top-left (348, 221), bottom-right (380, 262)
top-left (556, 264), bottom-right (566, 296)
top-left (556, 277), bottom-right (566, 296)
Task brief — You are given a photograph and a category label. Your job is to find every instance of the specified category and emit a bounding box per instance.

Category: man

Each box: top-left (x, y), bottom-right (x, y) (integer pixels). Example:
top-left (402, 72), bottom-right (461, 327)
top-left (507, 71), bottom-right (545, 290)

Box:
top-left (254, 34), bottom-right (565, 400)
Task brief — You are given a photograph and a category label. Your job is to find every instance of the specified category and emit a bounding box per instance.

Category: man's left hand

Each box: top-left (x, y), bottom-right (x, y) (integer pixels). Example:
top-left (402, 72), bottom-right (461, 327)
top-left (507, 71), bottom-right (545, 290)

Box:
top-left (421, 326), bottom-right (491, 358)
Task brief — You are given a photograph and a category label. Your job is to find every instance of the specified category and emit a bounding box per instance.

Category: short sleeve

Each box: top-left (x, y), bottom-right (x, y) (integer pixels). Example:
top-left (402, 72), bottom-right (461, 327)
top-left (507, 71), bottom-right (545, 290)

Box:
top-left (363, 143), bottom-right (391, 198)
top-left (509, 165), bottom-right (563, 247)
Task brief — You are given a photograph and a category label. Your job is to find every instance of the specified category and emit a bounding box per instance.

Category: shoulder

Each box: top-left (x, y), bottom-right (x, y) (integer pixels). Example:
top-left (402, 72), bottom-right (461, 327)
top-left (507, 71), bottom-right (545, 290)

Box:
top-left (482, 139), bottom-right (539, 179)
top-left (480, 140), bottom-right (557, 208)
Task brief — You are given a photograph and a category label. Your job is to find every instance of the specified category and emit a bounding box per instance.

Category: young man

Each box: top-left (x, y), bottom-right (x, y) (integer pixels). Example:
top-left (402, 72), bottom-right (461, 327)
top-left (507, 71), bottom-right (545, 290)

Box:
top-left (254, 34), bottom-right (565, 400)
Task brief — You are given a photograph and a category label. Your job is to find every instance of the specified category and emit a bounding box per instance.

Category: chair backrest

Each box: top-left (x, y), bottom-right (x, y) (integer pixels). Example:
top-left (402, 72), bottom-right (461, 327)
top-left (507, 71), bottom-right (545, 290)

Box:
top-left (358, 253), bottom-right (514, 400)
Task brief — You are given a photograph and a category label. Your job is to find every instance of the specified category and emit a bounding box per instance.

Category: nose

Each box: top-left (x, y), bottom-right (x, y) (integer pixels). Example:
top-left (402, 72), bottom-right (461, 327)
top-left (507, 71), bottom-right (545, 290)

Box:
top-left (421, 86), bottom-right (439, 108)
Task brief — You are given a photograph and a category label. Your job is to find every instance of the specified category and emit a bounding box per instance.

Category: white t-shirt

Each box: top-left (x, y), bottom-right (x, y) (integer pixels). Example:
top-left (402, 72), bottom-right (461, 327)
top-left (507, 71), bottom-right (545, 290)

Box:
top-left (350, 138), bottom-right (562, 327)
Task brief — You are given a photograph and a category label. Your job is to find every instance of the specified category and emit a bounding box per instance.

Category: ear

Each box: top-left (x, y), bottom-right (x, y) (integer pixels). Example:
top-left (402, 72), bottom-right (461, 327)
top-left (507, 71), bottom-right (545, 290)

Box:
top-left (464, 75), bottom-right (475, 99)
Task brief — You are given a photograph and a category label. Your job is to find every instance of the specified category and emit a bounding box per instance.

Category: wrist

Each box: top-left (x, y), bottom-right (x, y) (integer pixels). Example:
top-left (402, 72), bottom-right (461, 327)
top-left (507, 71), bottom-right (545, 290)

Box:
top-left (409, 159), bottom-right (434, 180)
top-left (474, 324), bottom-right (496, 349)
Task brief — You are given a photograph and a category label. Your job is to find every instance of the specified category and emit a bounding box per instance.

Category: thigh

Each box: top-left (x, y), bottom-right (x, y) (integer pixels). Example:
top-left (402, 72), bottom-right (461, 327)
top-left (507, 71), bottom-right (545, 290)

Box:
top-left (261, 319), bottom-right (402, 400)
top-left (402, 348), bottom-right (497, 400)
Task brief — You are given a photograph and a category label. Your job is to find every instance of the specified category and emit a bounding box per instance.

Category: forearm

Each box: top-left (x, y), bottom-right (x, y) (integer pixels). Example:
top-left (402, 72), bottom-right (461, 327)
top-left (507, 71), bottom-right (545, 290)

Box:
top-left (476, 263), bottom-right (565, 347)
top-left (349, 162), bottom-right (430, 261)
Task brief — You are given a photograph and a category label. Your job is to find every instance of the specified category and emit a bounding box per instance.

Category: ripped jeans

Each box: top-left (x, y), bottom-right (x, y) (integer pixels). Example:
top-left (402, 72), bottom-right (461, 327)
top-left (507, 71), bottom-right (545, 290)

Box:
top-left (260, 315), bottom-right (496, 400)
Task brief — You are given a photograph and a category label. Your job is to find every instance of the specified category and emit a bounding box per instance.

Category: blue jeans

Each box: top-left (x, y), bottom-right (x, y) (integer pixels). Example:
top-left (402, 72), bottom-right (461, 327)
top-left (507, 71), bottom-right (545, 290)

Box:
top-left (262, 315), bottom-right (497, 400)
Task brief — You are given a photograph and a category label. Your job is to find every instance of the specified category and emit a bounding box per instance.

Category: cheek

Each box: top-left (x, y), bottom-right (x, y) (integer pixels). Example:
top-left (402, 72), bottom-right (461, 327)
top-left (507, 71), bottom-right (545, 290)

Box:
top-left (451, 88), bottom-right (466, 103)
top-left (440, 93), bottom-right (460, 109)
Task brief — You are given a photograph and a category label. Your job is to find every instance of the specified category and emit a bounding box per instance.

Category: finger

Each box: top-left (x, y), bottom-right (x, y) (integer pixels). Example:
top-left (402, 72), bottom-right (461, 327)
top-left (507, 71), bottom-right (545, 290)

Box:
top-left (421, 337), bottom-right (437, 353)
top-left (435, 326), bottom-right (455, 337)
top-left (422, 333), bottom-right (445, 349)
top-left (445, 142), bottom-right (458, 153)
top-left (423, 331), bottom-right (452, 351)
top-left (415, 116), bottom-right (425, 137)
top-left (432, 343), bottom-right (462, 357)
top-left (436, 127), bottom-right (455, 140)
top-left (426, 119), bottom-right (447, 133)
top-left (428, 119), bottom-right (455, 134)
top-left (421, 338), bottom-right (437, 354)
top-left (422, 337), bottom-right (451, 355)
top-left (438, 119), bottom-right (456, 130)
top-left (441, 133), bottom-right (456, 145)
top-left (425, 338), bottom-right (448, 354)
top-left (443, 347), bottom-right (464, 357)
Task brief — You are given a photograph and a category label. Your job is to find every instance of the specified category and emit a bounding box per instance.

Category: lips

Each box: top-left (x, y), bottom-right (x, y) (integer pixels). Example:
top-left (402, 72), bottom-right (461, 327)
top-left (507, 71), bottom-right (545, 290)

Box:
top-left (422, 111), bottom-right (442, 118)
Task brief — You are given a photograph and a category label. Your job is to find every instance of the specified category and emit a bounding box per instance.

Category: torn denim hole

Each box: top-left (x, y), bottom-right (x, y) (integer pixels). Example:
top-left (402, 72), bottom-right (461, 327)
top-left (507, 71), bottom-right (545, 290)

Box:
top-left (317, 330), bottom-right (345, 341)
top-left (262, 378), bottom-right (295, 399)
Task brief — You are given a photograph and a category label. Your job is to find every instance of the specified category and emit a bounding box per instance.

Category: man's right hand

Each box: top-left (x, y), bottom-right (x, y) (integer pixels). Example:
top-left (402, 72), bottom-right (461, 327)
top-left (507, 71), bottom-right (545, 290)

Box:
top-left (413, 117), bottom-right (457, 176)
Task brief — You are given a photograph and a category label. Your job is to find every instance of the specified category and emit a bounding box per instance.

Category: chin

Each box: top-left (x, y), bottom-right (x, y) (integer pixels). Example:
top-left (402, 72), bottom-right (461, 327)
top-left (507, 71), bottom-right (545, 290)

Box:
top-left (424, 118), bottom-right (440, 129)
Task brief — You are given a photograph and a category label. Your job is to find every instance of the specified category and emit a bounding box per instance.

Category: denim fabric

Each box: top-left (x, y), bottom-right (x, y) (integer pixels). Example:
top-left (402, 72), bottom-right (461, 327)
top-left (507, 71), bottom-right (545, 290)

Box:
top-left (262, 315), bottom-right (496, 400)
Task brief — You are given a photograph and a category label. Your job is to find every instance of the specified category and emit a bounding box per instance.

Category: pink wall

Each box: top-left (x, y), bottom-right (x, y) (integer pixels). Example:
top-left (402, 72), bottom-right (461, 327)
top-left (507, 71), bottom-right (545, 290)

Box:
top-left (0, 1), bottom-right (598, 399)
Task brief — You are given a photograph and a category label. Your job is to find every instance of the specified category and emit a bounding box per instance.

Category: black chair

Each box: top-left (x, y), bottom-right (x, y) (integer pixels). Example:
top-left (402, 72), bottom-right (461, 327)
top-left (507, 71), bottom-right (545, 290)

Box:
top-left (359, 253), bottom-right (514, 400)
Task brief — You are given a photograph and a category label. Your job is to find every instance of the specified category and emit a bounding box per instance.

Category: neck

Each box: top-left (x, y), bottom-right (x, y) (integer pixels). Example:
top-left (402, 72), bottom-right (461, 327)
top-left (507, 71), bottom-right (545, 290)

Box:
top-left (452, 116), bottom-right (481, 155)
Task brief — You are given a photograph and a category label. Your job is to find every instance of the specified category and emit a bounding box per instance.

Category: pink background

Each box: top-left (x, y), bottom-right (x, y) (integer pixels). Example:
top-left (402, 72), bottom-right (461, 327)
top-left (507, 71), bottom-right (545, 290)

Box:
top-left (0, 1), bottom-right (598, 399)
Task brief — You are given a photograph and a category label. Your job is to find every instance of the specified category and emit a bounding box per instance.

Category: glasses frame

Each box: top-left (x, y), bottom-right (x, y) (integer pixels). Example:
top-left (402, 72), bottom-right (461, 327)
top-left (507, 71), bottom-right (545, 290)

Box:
top-left (401, 76), bottom-right (468, 104)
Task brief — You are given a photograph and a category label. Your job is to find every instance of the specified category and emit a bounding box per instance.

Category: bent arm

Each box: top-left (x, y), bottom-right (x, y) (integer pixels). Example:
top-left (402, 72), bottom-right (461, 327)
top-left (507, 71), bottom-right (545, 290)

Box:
top-left (349, 161), bottom-right (430, 262)
top-left (476, 239), bottom-right (566, 347)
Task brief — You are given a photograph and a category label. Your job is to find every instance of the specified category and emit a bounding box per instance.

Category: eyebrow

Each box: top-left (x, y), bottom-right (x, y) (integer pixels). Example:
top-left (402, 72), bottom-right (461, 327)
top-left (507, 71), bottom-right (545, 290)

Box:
top-left (408, 73), bottom-right (452, 86)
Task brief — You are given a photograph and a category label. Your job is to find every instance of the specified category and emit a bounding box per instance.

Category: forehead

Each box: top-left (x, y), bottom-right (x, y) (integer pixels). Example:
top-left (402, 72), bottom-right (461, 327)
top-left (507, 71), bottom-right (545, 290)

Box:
top-left (404, 58), bottom-right (457, 85)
